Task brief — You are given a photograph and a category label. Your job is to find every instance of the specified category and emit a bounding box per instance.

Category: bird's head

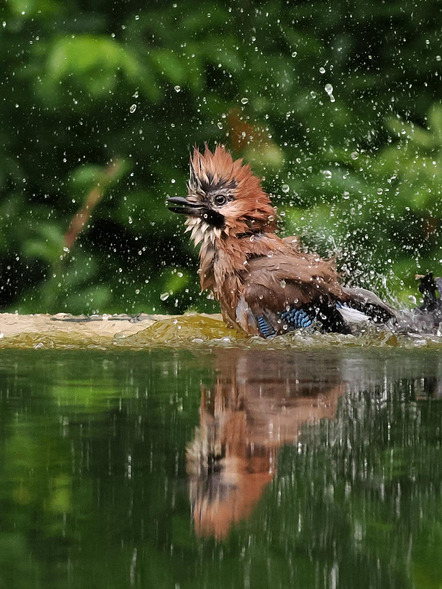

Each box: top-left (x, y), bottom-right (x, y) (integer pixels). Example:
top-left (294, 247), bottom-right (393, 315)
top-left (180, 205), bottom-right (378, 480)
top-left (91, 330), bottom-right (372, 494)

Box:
top-left (167, 145), bottom-right (277, 246)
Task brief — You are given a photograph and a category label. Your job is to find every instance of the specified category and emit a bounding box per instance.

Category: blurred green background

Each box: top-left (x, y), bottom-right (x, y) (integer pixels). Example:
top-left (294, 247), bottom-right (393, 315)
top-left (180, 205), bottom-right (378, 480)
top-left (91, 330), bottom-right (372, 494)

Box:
top-left (0, 0), bottom-right (440, 315)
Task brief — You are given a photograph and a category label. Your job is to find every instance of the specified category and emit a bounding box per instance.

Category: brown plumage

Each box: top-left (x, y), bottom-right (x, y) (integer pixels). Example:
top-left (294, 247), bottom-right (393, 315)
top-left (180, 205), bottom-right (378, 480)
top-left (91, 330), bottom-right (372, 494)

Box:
top-left (186, 348), bottom-right (345, 538)
top-left (167, 145), bottom-right (394, 337)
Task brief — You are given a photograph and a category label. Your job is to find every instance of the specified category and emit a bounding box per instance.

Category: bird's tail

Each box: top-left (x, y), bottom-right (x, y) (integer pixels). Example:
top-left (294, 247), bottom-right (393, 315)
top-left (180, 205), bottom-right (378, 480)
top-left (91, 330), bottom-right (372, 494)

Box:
top-left (340, 274), bottom-right (442, 333)
top-left (339, 286), bottom-right (397, 325)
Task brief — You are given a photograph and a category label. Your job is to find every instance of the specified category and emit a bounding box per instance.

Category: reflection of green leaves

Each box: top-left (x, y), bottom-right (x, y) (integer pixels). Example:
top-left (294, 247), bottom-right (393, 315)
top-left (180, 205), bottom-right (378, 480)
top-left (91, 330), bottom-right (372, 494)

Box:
top-left (47, 474), bottom-right (72, 514)
top-left (0, 532), bottom-right (38, 587)
top-left (4, 420), bottom-right (72, 522)
top-left (0, 349), bottom-right (440, 586)
top-left (412, 517), bottom-right (442, 589)
top-left (52, 380), bottom-right (118, 411)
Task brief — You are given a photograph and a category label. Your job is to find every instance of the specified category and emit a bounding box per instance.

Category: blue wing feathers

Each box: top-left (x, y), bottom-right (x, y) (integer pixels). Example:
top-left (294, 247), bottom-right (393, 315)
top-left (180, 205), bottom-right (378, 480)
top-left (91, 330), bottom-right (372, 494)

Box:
top-left (279, 308), bottom-right (313, 328)
top-left (256, 308), bottom-right (313, 338)
top-left (256, 316), bottom-right (276, 338)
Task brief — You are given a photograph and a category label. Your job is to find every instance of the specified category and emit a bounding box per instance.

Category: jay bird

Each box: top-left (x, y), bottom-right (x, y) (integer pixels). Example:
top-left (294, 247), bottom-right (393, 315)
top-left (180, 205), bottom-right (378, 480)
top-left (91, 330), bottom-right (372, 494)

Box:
top-left (167, 145), bottom-right (397, 338)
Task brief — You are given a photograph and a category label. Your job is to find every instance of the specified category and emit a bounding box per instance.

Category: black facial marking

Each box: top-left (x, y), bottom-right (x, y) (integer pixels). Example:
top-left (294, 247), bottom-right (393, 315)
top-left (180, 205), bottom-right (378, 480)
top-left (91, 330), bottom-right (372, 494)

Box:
top-left (202, 208), bottom-right (225, 229)
top-left (200, 174), bottom-right (237, 194)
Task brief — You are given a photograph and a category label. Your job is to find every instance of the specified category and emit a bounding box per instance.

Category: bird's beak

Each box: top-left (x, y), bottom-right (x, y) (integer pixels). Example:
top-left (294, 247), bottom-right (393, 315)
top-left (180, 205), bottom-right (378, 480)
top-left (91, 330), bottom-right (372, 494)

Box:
top-left (167, 196), bottom-right (202, 216)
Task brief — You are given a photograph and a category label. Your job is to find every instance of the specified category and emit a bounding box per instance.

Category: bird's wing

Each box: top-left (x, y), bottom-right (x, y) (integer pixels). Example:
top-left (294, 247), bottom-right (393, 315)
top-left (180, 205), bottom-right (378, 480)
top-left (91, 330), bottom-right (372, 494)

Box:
top-left (341, 286), bottom-right (397, 322)
top-left (236, 253), bottom-right (349, 336)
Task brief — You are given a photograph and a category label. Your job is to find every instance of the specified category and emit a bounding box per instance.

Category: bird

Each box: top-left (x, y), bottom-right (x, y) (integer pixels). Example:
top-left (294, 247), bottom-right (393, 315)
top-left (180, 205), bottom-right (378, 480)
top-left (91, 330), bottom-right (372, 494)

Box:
top-left (167, 145), bottom-right (396, 338)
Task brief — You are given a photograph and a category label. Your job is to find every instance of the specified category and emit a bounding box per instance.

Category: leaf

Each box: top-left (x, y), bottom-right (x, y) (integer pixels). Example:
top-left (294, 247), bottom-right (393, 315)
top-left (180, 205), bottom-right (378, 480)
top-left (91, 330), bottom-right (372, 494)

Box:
top-left (22, 223), bottom-right (64, 263)
top-left (149, 49), bottom-right (187, 85)
top-left (427, 102), bottom-right (442, 145)
top-left (45, 35), bottom-right (148, 99)
top-left (386, 117), bottom-right (437, 150)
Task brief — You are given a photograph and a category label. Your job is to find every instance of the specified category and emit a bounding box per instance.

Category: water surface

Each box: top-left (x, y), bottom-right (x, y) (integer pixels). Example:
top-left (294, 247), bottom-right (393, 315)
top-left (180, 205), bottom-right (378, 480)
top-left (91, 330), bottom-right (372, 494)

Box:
top-left (0, 347), bottom-right (440, 588)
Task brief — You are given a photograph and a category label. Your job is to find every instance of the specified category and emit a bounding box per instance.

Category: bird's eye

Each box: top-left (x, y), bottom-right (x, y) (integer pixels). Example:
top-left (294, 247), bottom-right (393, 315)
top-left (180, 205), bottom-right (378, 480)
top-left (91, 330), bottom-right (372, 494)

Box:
top-left (214, 194), bottom-right (227, 206)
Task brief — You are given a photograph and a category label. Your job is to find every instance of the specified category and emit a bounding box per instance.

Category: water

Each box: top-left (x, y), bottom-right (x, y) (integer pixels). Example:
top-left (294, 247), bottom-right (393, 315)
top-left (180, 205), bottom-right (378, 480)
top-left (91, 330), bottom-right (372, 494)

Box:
top-left (0, 347), bottom-right (440, 588)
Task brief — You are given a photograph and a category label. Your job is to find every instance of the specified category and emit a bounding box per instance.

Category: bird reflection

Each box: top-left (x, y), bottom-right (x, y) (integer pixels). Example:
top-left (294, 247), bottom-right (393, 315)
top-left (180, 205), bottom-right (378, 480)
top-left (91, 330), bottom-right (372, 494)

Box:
top-left (186, 348), bottom-right (345, 539)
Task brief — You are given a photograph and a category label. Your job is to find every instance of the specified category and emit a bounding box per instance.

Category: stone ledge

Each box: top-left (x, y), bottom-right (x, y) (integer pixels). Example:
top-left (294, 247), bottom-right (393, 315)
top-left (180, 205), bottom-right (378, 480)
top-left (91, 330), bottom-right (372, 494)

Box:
top-left (0, 312), bottom-right (225, 349)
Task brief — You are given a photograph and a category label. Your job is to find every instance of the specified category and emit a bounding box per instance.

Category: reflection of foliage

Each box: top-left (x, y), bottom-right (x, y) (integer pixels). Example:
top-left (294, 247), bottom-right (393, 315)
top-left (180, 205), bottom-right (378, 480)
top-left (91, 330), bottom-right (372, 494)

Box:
top-left (256, 381), bottom-right (442, 589)
top-left (0, 1), bottom-right (440, 313)
top-left (0, 349), bottom-right (440, 587)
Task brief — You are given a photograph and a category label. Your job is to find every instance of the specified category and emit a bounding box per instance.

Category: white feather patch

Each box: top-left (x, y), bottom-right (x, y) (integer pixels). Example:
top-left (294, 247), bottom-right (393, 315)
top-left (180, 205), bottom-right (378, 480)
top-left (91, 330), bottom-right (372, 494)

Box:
top-left (337, 304), bottom-right (370, 324)
top-left (185, 217), bottom-right (221, 247)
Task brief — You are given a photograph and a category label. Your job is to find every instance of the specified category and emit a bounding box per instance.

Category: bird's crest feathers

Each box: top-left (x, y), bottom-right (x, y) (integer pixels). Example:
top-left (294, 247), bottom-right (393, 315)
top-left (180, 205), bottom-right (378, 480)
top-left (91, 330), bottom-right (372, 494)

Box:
top-left (189, 145), bottom-right (277, 234)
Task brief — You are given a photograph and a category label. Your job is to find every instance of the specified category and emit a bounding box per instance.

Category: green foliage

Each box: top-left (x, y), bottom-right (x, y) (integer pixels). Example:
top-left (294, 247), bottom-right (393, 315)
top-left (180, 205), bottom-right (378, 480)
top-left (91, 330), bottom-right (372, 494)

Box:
top-left (0, 0), bottom-right (440, 313)
top-left (283, 102), bottom-right (442, 300)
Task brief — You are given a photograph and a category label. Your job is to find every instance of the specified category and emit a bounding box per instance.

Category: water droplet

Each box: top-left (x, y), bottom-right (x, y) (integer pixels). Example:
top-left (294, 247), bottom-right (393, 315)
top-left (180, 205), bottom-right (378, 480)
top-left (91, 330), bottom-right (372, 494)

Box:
top-left (350, 151), bottom-right (359, 160)
top-left (324, 83), bottom-right (335, 102)
top-left (174, 85), bottom-right (181, 92)
top-left (281, 184), bottom-right (290, 193)
top-left (291, 51), bottom-right (297, 58)
top-left (129, 104), bottom-right (137, 113)
top-left (160, 292), bottom-right (170, 301)
top-left (310, 91), bottom-right (317, 99)
top-left (322, 170), bottom-right (332, 179)
top-left (280, 279), bottom-right (287, 288)
top-left (319, 67), bottom-right (326, 74)
top-left (240, 97), bottom-right (249, 104)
